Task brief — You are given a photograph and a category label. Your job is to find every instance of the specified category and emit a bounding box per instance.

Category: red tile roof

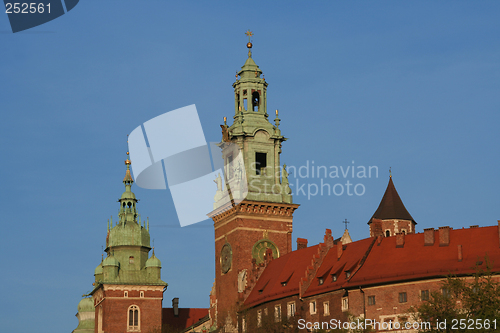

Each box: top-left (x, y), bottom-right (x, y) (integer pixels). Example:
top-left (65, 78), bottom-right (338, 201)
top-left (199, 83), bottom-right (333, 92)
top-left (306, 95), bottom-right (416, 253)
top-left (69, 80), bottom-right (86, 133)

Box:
top-left (243, 224), bottom-right (500, 307)
top-left (303, 238), bottom-right (374, 297)
top-left (347, 226), bottom-right (500, 287)
top-left (162, 307), bottom-right (209, 332)
top-left (369, 177), bottom-right (415, 223)
top-left (244, 245), bottom-right (320, 307)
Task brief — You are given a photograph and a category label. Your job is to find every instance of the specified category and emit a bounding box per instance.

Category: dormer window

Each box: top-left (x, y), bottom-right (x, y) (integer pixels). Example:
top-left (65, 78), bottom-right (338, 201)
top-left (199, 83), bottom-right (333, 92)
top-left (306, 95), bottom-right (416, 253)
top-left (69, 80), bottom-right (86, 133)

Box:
top-left (318, 277), bottom-right (324, 285)
top-left (332, 274), bottom-right (337, 282)
top-left (345, 271), bottom-right (350, 278)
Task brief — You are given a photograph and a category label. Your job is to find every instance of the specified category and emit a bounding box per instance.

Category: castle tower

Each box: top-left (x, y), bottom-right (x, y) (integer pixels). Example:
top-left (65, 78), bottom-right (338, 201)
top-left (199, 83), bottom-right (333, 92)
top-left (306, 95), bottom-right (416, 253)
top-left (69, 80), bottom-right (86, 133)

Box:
top-left (368, 174), bottom-right (416, 237)
top-left (208, 34), bottom-right (299, 332)
top-left (90, 155), bottom-right (167, 333)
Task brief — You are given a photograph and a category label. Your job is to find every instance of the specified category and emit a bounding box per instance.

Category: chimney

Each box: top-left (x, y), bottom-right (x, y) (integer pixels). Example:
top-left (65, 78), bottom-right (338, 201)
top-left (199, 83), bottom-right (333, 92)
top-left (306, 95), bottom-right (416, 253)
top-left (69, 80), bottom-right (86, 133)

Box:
top-left (470, 225), bottom-right (479, 228)
top-left (297, 238), bottom-right (308, 250)
top-left (457, 245), bottom-right (463, 262)
top-left (396, 232), bottom-right (405, 248)
top-left (324, 229), bottom-right (334, 248)
top-left (424, 228), bottom-right (435, 246)
top-left (172, 297), bottom-right (179, 317)
top-left (377, 235), bottom-right (383, 245)
top-left (439, 226), bottom-right (451, 247)
top-left (337, 243), bottom-right (343, 260)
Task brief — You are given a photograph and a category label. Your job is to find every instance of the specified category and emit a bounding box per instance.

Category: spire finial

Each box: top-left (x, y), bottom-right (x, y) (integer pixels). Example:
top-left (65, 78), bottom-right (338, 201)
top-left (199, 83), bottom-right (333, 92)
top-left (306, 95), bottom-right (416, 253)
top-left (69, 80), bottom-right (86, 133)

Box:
top-left (389, 167), bottom-right (392, 178)
top-left (245, 30), bottom-right (253, 57)
top-left (224, 116), bottom-right (227, 126)
top-left (274, 109), bottom-right (280, 128)
top-left (342, 218), bottom-right (350, 230)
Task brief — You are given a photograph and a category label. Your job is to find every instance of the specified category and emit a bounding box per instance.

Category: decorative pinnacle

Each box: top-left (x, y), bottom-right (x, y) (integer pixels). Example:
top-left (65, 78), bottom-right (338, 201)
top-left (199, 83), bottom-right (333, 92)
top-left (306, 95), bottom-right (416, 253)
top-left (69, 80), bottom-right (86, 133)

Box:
top-left (245, 30), bottom-right (253, 57)
top-left (389, 167), bottom-right (392, 178)
top-left (125, 151), bottom-right (131, 165)
top-left (274, 109), bottom-right (280, 128)
top-left (223, 116), bottom-right (227, 125)
top-left (343, 218), bottom-right (350, 230)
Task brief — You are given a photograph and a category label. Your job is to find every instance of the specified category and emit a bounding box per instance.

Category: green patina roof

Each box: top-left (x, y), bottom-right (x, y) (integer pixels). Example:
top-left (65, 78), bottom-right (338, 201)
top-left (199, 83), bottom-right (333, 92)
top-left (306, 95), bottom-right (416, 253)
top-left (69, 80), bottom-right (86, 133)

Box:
top-left (77, 297), bottom-right (95, 313)
top-left (145, 253), bottom-right (162, 268)
top-left (94, 262), bottom-right (103, 275)
top-left (102, 254), bottom-right (119, 267)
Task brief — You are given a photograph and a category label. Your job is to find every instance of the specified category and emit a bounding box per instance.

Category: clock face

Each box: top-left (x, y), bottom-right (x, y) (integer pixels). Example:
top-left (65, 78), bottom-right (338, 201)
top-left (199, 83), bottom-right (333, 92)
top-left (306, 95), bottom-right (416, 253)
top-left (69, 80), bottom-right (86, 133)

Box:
top-left (220, 243), bottom-right (232, 274)
top-left (252, 239), bottom-right (279, 264)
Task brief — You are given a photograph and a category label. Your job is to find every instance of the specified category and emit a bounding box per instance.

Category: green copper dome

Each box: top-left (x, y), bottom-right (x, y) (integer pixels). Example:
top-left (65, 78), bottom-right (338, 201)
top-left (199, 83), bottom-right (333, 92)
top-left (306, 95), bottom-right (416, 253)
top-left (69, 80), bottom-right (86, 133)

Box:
top-left (77, 297), bottom-right (95, 313)
top-left (102, 254), bottom-right (119, 267)
top-left (94, 262), bottom-right (103, 275)
top-left (145, 253), bottom-right (161, 268)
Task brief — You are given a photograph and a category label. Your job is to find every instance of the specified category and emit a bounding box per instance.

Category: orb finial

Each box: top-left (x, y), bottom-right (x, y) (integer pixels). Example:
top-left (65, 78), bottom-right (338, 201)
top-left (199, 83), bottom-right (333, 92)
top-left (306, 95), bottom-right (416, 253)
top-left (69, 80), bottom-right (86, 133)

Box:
top-left (389, 167), bottom-right (392, 178)
top-left (245, 30), bottom-right (253, 57)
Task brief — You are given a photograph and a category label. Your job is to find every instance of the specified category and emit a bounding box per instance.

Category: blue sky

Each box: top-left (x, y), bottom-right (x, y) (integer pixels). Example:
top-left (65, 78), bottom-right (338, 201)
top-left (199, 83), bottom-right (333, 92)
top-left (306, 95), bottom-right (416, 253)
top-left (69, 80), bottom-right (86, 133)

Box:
top-left (1, 1), bottom-right (499, 332)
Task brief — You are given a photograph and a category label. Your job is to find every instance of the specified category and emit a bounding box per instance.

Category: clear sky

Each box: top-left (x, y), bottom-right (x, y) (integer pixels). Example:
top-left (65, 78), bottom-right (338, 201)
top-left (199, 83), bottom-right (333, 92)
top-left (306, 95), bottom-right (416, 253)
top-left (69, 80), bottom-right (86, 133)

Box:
top-left (1, 1), bottom-right (499, 332)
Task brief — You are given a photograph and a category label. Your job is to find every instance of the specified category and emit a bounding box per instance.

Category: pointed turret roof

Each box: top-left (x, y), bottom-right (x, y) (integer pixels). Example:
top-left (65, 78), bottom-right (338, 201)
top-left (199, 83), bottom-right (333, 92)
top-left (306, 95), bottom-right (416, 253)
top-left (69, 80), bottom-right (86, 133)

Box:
top-left (369, 176), bottom-right (415, 224)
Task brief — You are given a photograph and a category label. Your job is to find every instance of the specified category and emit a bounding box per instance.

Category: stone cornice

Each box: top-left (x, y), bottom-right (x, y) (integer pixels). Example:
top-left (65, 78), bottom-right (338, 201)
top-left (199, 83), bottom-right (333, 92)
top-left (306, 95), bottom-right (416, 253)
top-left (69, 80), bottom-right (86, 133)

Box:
top-left (209, 200), bottom-right (299, 225)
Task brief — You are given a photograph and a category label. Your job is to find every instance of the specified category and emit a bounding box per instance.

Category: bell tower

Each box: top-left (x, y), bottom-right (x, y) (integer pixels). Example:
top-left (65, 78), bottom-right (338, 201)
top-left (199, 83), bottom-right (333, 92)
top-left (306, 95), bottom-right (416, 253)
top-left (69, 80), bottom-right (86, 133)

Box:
top-left (208, 33), bottom-right (299, 332)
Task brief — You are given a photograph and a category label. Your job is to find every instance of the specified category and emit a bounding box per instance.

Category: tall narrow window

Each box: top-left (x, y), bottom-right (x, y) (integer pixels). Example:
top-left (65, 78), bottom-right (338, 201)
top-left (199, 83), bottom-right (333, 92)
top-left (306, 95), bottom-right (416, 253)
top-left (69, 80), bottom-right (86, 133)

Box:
top-left (399, 292), bottom-right (407, 303)
top-left (274, 304), bottom-right (281, 322)
top-left (385, 230), bottom-right (391, 237)
top-left (323, 301), bottom-right (330, 316)
top-left (421, 290), bottom-right (429, 301)
top-left (287, 302), bottom-right (296, 318)
top-left (310, 300), bottom-right (317, 314)
top-left (128, 305), bottom-right (140, 331)
top-left (255, 153), bottom-right (267, 175)
top-left (252, 91), bottom-right (260, 112)
top-left (368, 296), bottom-right (376, 306)
top-left (342, 297), bottom-right (349, 312)
top-left (257, 309), bottom-right (262, 327)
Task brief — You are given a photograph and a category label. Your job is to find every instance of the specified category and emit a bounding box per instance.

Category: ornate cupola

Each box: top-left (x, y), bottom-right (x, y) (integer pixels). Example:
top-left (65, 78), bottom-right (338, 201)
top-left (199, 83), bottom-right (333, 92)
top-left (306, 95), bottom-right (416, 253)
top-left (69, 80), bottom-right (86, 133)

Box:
top-left (220, 31), bottom-right (292, 204)
top-left (368, 173), bottom-right (416, 238)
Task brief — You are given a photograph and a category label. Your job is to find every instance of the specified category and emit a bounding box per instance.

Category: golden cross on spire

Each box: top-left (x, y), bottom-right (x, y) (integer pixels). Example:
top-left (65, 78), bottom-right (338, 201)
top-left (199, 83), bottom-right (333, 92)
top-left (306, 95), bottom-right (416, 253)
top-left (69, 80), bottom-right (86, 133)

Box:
top-left (245, 30), bottom-right (253, 42)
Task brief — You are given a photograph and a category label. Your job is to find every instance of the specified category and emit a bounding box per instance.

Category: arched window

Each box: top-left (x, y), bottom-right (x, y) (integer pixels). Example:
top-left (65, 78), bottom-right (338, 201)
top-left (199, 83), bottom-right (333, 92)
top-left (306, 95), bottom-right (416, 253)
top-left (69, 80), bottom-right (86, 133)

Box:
top-left (385, 230), bottom-right (391, 237)
top-left (127, 305), bottom-right (140, 331)
top-left (252, 91), bottom-right (260, 112)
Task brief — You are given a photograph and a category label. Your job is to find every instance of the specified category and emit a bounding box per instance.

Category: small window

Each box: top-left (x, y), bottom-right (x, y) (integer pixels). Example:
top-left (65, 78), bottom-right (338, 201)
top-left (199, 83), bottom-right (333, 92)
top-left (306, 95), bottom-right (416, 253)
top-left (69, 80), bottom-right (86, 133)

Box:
top-left (255, 152), bottom-right (267, 175)
top-left (287, 302), bottom-right (296, 318)
top-left (242, 317), bottom-right (246, 333)
top-left (124, 291), bottom-right (128, 297)
top-left (129, 256), bottom-right (134, 264)
top-left (399, 292), bottom-right (407, 303)
top-left (257, 309), bottom-right (262, 327)
top-left (332, 274), bottom-right (337, 282)
top-left (345, 271), bottom-right (351, 278)
top-left (442, 288), bottom-right (451, 298)
top-left (127, 305), bottom-right (140, 332)
top-left (421, 290), bottom-right (429, 301)
top-left (401, 229), bottom-right (407, 234)
top-left (368, 295), bottom-right (376, 306)
top-left (385, 230), bottom-right (391, 237)
top-left (264, 308), bottom-right (268, 316)
top-left (274, 304), bottom-right (281, 322)
top-left (342, 297), bottom-right (349, 312)
top-left (318, 277), bottom-right (324, 285)
top-left (140, 291), bottom-right (144, 298)
top-left (323, 301), bottom-right (330, 316)
top-left (310, 301), bottom-right (317, 314)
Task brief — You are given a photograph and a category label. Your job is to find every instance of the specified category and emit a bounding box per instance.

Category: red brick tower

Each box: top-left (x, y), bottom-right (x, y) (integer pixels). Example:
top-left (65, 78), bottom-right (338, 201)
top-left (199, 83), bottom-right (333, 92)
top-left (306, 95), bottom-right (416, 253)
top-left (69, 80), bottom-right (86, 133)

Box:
top-left (207, 36), bottom-right (299, 332)
top-left (368, 174), bottom-right (416, 238)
